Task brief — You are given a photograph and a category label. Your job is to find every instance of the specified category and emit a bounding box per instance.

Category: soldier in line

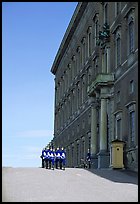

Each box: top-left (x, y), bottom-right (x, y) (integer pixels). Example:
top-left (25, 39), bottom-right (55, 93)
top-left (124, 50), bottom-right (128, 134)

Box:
top-left (40, 146), bottom-right (66, 170)
top-left (55, 147), bottom-right (61, 169)
top-left (59, 147), bottom-right (66, 170)
top-left (48, 148), bottom-right (55, 170)
top-left (40, 148), bottom-right (46, 168)
top-left (44, 147), bottom-right (50, 169)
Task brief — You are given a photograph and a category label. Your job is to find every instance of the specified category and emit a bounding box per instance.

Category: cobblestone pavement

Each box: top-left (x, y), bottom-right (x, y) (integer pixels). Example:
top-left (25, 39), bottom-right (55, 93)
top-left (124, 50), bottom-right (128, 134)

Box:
top-left (2, 167), bottom-right (138, 202)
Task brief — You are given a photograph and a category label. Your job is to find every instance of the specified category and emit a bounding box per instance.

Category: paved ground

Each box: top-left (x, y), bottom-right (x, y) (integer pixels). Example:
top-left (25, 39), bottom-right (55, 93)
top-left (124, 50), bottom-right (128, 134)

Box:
top-left (2, 167), bottom-right (138, 202)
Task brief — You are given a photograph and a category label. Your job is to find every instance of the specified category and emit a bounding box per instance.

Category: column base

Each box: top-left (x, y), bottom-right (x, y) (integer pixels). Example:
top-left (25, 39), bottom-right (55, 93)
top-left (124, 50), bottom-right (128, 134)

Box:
top-left (97, 151), bottom-right (110, 169)
top-left (91, 154), bottom-right (98, 169)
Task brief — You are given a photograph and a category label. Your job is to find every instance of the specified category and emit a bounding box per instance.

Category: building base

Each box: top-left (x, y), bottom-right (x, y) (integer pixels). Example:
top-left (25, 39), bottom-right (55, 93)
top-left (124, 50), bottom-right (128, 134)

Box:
top-left (97, 151), bottom-right (110, 169)
top-left (91, 154), bottom-right (98, 169)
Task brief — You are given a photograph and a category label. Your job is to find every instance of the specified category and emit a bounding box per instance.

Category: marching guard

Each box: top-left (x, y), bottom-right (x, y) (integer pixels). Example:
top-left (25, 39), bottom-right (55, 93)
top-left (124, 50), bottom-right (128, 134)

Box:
top-left (60, 147), bottom-right (66, 170)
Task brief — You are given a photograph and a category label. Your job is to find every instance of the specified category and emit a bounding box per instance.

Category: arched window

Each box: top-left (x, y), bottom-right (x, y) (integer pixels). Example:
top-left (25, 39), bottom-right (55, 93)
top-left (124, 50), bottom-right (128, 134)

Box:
top-left (81, 37), bottom-right (86, 66)
top-left (130, 111), bottom-right (135, 146)
top-left (115, 2), bottom-right (121, 17)
top-left (114, 111), bottom-right (122, 140)
top-left (116, 35), bottom-right (121, 67)
top-left (125, 102), bottom-right (136, 147)
top-left (125, 8), bottom-right (135, 56)
top-left (104, 3), bottom-right (108, 24)
top-left (87, 26), bottom-right (92, 57)
top-left (128, 19), bottom-right (134, 54)
top-left (115, 33), bottom-right (121, 68)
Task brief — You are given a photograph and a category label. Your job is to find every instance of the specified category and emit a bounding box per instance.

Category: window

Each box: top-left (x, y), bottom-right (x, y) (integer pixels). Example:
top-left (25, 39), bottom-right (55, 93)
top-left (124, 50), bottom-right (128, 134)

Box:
top-left (82, 120), bottom-right (85, 129)
top-left (94, 57), bottom-right (98, 76)
top-left (125, 9), bottom-right (135, 55)
top-left (112, 25), bottom-right (121, 68)
top-left (77, 46), bottom-right (81, 73)
top-left (115, 112), bottom-right (122, 140)
top-left (125, 102), bottom-right (136, 148)
top-left (116, 118), bottom-right (121, 139)
top-left (89, 32), bottom-right (91, 56)
top-left (116, 90), bottom-right (120, 103)
top-left (88, 27), bottom-right (92, 57)
top-left (130, 80), bottom-right (134, 94)
top-left (82, 75), bottom-right (85, 104)
top-left (116, 34), bottom-right (121, 67)
top-left (93, 13), bottom-right (99, 46)
top-left (77, 82), bottom-right (80, 109)
top-left (128, 20), bottom-right (134, 54)
top-left (115, 2), bottom-right (121, 16)
top-left (104, 3), bottom-right (108, 24)
top-left (81, 37), bottom-right (86, 66)
top-left (72, 55), bottom-right (76, 80)
top-left (67, 63), bottom-right (71, 86)
top-left (95, 20), bottom-right (99, 45)
top-left (130, 111), bottom-right (135, 146)
top-left (88, 67), bottom-right (92, 84)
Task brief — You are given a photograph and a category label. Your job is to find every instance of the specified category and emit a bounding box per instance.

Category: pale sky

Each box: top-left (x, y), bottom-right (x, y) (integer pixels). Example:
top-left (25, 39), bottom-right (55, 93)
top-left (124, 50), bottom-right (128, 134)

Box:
top-left (2, 2), bottom-right (78, 167)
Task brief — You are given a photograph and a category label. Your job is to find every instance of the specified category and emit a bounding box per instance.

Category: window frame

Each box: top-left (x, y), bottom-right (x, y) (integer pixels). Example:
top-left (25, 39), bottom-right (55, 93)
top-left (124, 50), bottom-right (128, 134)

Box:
top-left (115, 32), bottom-right (121, 68)
top-left (128, 18), bottom-right (134, 54)
top-left (114, 111), bottom-right (122, 140)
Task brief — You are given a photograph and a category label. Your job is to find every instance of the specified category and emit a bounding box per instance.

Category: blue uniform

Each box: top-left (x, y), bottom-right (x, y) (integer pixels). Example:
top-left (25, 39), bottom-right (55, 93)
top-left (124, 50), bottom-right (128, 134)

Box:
top-left (44, 149), bottom-right (50, 169)
top-left (55, 149), bottom-right (61, 169)
top-left (40, 149), bottom-right (47, 168)
top-left (48, 149), bottom-right (55, 169)
top-left (60, 149), bottom-right (66, 169)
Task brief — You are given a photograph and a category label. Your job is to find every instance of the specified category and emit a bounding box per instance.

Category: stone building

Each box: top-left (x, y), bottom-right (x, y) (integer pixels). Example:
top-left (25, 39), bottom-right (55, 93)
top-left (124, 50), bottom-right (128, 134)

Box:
top-left (50, 2), bottom-right (138, 171)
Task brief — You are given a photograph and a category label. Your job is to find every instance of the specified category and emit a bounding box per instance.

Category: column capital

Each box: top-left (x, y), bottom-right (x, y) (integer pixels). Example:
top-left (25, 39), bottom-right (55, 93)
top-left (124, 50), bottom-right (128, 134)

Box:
top-left (100, 94), bottom-right (109, 99)
top-left (91, 101), bottom-right (97, 108)
top-left (100, 87), bottom-right (110, 99)
top-left (90, 96), bottom-right (101, 109)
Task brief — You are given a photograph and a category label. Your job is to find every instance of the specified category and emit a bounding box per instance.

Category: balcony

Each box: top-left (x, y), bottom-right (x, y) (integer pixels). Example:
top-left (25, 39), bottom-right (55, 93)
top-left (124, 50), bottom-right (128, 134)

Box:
top-left (87, 73), bottom-right (114, 96)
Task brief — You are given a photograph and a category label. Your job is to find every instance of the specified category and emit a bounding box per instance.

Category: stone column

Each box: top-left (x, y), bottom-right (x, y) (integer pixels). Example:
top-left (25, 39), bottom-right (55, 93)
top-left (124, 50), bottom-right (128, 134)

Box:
top-left (98, 88), bottom-right (110, 168)
top-left (91, 104), bottom-right (97, 153)
top-left (90, 101), bottom-right (98, 168)
top-left (100, 98), bottom-right (107, 151)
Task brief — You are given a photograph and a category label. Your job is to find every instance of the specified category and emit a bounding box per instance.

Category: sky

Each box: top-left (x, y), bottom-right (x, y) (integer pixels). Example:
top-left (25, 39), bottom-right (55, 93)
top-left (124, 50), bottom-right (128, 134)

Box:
top-left (2, 2), bottom-right (78, 167)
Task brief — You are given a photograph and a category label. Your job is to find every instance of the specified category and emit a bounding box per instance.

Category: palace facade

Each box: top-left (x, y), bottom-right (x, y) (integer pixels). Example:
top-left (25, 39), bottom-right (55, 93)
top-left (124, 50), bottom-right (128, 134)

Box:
top-left (50, 2), bottom-right (138, 171)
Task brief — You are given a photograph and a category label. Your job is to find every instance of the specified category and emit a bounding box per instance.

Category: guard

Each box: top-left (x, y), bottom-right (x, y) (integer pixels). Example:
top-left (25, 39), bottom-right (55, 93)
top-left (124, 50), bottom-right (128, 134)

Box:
top-left (60, 147), bottom-right (66, 170)
top-left (48, 147), bottom-right (55, 170)
top-left (44, 147), bottom-right (50, 169)
top-left (40, 148), bottom-right (46, 168)
top-left (55, 147), bottom-right (61, 169)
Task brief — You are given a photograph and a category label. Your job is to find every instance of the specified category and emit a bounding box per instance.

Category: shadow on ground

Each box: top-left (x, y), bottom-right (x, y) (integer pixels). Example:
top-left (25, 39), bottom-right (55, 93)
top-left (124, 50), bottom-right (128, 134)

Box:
top-left (85, 168), bottom-right (138, 185)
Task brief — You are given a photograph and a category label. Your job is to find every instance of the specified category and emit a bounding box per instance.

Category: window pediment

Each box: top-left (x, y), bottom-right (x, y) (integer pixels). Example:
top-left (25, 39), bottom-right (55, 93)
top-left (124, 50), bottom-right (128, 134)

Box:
top-left (112, 24), bottom-right (121, 34)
